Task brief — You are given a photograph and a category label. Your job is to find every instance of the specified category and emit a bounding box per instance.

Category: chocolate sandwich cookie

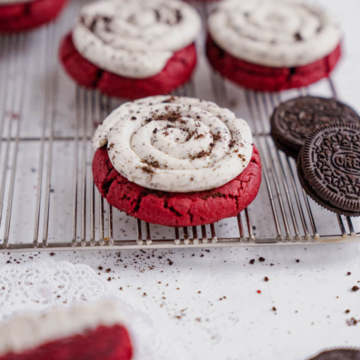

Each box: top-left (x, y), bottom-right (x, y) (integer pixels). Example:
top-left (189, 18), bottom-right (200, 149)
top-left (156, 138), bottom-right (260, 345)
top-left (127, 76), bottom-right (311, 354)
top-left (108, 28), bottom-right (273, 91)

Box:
top-left (271, 96), bottom-right (360, 157)
top-left (298, 123), bottom-right (360, 216)
top-left (309, 349), bottom-right (360, 360)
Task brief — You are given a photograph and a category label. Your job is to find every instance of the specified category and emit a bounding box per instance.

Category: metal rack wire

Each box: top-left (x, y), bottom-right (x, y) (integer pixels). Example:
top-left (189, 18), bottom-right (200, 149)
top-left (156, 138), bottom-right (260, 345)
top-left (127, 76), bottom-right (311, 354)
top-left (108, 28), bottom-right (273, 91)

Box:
top-left (0, 2), bottom-right (359, 252)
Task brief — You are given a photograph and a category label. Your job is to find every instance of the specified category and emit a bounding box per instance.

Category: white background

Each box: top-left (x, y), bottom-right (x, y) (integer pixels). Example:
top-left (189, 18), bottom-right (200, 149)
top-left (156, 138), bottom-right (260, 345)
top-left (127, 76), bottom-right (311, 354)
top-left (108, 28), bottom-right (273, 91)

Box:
top-left (1, 0), bottom-right (360, 359)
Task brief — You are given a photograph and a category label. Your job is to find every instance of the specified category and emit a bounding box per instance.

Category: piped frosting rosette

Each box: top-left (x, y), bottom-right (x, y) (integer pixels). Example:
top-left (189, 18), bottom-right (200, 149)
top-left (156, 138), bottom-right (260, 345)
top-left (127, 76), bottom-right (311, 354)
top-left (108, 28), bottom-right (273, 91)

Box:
top-left (72, 0), bottom-right (201, 79)
top-left (93, 96), bottom-right (253, 193)
top-left (208, 0), bottom-right (341, 67)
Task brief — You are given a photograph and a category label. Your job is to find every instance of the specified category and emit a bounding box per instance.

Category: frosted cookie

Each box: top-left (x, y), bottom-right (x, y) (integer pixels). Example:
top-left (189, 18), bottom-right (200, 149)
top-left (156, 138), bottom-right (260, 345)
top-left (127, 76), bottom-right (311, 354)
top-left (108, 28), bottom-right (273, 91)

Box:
top-left (0, 0), bottom-right (68, 33)
top-left (0, 302), bottom-right (133, 360)
top-left (60, 0), bottom-right (201, 100)
top-left (206, 0), bottom-right (342, 92)
top-left (92, 95), bottom-right (262, 227)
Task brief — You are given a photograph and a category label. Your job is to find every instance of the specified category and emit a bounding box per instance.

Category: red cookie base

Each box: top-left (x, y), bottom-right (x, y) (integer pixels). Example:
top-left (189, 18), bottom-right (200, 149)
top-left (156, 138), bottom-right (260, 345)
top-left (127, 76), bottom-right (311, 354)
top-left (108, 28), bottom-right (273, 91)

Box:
top-left (0, 324), bottom-right (132, 360)
top-left (0, 0), bottom-right (68, 33)
top-left (93, 146), bottom-right (262, 227)
top-left (206, 35), bottom-right (341, 92)
top-left (59, 33), bottom-right (197, 100)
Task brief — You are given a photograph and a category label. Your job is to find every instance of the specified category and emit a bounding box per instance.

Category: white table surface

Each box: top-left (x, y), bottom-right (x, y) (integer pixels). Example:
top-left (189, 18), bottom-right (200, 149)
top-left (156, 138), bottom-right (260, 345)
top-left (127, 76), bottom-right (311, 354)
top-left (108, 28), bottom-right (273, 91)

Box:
top-left (1, 0), bottom-right (360, 359)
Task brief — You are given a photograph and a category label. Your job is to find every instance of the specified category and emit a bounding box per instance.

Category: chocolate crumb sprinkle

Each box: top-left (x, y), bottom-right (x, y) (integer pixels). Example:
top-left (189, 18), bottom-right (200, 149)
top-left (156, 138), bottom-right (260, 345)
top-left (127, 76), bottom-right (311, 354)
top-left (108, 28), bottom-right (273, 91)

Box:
top-left (347, 318), bottom-right (358, 326)
top-left (141, 166), bottom-right (155, 174)
top-left (294, 32), bottom-right (303, 41)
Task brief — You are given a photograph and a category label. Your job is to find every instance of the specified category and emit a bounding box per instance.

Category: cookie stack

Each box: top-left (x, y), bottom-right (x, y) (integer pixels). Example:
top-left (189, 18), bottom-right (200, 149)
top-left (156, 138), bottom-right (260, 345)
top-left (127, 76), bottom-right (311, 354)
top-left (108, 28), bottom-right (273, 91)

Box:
top-left (270, 96), bottom-right (360, 217)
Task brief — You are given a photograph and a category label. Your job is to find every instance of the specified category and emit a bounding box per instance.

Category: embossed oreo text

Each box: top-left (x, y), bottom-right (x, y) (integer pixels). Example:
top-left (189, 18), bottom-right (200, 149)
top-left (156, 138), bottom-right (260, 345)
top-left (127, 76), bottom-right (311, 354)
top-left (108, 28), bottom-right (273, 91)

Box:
top-left (333, 152), bottom-right (360, 175)
top-left (311, 127), bottom-right (360, 201)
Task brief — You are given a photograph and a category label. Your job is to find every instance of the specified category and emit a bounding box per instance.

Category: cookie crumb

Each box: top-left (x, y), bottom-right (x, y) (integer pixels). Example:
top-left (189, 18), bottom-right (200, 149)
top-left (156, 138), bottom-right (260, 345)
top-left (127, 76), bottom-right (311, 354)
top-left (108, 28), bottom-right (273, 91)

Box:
top-left (347, 318), bottom-right (358, 326)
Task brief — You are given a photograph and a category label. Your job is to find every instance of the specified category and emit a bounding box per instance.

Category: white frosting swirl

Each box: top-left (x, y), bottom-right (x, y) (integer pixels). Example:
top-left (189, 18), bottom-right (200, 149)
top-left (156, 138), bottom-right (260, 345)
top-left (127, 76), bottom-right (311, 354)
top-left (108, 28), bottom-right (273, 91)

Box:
top-left (208, 0), bottom-right (341, 67)
top-left (72, 0), bottom-right (201, 79)
top-left (93, 96), bottom-right (253, 193)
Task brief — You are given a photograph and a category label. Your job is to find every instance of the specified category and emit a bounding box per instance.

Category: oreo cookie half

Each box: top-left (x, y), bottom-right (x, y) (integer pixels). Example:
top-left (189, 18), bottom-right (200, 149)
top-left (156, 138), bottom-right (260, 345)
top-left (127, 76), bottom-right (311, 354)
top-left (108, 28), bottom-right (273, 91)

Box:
top-left (309, 349), bottom-right (360, 360)
top-left (271, 96), bottom-right (360, 157)
top-left (298, 123), bottom-right (360, 217)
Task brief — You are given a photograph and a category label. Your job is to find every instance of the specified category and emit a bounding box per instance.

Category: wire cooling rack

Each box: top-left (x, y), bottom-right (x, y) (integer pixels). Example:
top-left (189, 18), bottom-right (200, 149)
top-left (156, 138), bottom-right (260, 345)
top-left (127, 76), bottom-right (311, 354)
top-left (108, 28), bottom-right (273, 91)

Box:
top-left (0, 1), bottom-right (358, 252)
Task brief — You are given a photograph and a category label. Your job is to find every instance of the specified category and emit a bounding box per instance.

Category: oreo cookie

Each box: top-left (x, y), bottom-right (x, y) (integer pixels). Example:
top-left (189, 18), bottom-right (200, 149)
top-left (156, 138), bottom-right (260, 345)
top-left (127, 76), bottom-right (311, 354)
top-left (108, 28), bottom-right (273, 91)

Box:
top-left (271, 96), bottom-right (360, 157)
top-left (309, 349), bottom-right (360, 360)
top-left (298, 123), bottom-right (360, 217)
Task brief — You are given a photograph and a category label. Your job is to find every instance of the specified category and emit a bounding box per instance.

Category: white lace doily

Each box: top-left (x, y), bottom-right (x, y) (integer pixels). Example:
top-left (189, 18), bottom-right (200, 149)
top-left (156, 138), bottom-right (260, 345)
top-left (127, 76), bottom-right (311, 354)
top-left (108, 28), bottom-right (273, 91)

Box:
top-left (0, 260), bottom-right (186, 360)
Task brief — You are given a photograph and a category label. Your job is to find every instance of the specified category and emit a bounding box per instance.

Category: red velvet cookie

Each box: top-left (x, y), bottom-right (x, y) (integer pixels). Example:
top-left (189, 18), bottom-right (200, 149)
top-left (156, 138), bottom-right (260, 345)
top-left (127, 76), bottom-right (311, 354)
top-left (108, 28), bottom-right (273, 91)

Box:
top-left (206, 36), bottom-right (341, 92)
top-left (0, 0), bottom-right (68, 33)
top-left (0, 325), bottom-right (132, 360)
top-left (206, 0), bottom-right (342, 92)
top-left (59, 0), bottom-right (201, 100)
top-left (59, 34), bottom-right (197, 100)
top-left (93, 146), bottom-right (262, 227)
top-left (0, 302), bottom-right (133, 360)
